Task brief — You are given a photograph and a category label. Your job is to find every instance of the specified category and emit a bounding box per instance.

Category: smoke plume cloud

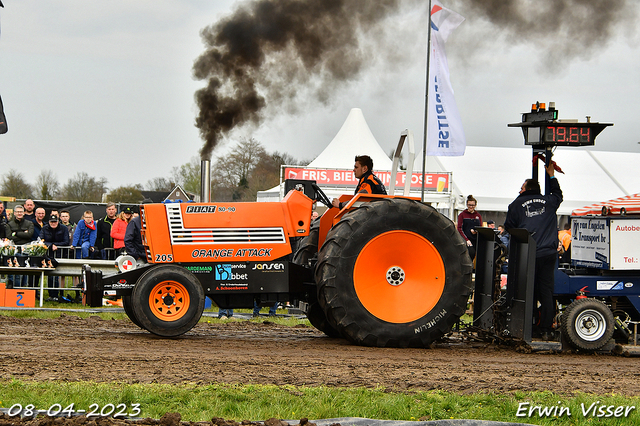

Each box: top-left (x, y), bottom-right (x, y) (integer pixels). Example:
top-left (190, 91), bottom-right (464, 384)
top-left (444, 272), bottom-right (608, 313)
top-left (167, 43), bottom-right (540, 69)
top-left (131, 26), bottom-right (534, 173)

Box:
top-left (451, 0), bottom-right (638, 65)
top-left (193, 0), bottom-right (637, 159)
top-left (193, 0), bottom-right (403, 160)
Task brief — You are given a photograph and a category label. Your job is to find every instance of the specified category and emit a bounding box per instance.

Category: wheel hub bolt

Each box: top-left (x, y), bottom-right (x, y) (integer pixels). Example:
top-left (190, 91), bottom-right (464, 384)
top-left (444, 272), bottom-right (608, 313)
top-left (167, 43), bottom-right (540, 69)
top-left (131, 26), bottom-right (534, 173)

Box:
top-left (386, 266), bottom-right (405, 286)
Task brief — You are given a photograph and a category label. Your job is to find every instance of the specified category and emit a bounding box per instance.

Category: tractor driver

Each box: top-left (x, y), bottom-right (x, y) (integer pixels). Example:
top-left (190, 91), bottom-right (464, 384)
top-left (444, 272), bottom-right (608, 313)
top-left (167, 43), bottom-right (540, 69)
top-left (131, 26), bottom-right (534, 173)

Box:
top-left (332, 155), bottom-right (387, 209)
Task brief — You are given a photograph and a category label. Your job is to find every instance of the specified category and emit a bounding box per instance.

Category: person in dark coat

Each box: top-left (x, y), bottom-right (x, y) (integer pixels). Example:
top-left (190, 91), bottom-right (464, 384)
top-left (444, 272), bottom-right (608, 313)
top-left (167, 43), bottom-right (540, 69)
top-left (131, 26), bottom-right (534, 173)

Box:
top-left (124, 215), bottom-right (145, 261)
top-left (0, 203), bottom-right (7, 239)
top-left (95, 202), bottom-right (118, 259)
top-left (41, 215), bottom-right (69, 300)
top-left (457, 195), bottom-right (483, 260)
top-left (41, 215), bottom-right (70, 251)
top-left (0, 202), bottom-right (8, 225)
top-left (4, 205), bottom-right (34, 288)
top-left (23, 199), bottom-right (36, 222)
top-left (5, 205), bottom-right (34, 245)
top-left (505, 163), bottom-right (563, 341)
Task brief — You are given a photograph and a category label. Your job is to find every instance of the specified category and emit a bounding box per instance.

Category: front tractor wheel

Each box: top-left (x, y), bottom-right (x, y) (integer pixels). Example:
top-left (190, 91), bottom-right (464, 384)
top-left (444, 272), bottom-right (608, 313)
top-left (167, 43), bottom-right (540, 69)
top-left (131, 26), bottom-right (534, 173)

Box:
top-left (315, 198), bottom-right (473, 348)
top-left (132, 265), bottom-right (205, 337)
top-left (122, 294), bottom-right (143, 329)
top-left (561, 298), bottom-right (614, 351)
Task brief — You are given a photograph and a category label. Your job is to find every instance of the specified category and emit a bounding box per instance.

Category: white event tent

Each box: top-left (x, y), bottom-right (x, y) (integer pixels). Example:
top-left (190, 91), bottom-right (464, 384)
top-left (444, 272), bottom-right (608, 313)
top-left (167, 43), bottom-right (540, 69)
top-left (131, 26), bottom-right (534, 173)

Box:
top-left (258, 108), bottom-right (640, 219)
top-left (257, 108), bottom-right (395, 204)
top-left (257, 108), bottom-right (457, 210)
top-left (306, 108), bottom-right (393, 170)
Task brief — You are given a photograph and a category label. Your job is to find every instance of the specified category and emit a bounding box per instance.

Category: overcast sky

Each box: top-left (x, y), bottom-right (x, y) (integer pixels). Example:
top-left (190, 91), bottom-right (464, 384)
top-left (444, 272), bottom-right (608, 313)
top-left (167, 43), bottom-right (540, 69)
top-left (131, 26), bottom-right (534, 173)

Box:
top-left (1, 0), bottom-right (639, 192)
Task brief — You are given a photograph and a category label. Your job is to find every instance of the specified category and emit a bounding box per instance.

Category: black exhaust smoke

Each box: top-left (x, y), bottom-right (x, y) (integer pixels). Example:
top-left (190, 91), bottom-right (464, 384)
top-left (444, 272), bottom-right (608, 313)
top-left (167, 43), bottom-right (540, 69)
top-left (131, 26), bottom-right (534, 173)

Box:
top-left (193, 0), bottom-right (638, 159)
top-left (450, 0), bottom-right (637, 67)
top-left (192, 0), bottom-right (403, 160)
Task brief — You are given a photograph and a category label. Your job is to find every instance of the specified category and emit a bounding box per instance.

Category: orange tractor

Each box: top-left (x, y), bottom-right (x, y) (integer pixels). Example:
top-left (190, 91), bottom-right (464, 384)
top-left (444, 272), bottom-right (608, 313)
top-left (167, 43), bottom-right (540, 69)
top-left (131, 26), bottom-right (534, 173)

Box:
top-left (84, 141), bottom-right (472, 348)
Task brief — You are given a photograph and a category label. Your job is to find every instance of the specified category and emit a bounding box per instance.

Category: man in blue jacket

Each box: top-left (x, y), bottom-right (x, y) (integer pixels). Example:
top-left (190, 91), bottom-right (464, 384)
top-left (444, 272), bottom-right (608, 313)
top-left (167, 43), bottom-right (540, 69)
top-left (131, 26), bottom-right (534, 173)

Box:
top-left (504, 163), bottom-right (563, 341)
top-left (72, 211), bottom-right (97, 259)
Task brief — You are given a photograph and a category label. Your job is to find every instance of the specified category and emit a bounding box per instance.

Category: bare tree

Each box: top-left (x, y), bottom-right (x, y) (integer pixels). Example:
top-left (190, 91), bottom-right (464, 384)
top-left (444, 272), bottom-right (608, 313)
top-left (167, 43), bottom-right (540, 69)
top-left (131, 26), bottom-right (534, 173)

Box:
top-left (210, 139), bottom-right (301, 201)
top-left (61, 172), bottom-right (108, 202)
top-left (146, 177), bottom-right (175, 192)
top-left (106, 185), bottom-right (144, 204)
top-left (34, 170), bottom-right (60, 200)
top-left (211, 138), bottom-right (266, 201)
top-left (171, 157), bottom-right (201, 196)
top-left (247, 151), bottom-right (300, 196)
top-left (1, 169), bottom-right (33, 199)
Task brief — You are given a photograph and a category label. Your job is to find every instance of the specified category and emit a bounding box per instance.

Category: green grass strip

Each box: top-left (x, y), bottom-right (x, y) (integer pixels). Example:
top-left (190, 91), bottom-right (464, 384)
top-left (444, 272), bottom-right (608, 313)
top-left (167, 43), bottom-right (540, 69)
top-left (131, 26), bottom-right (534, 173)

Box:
top-left (1, 380), bottom-right (638, 425)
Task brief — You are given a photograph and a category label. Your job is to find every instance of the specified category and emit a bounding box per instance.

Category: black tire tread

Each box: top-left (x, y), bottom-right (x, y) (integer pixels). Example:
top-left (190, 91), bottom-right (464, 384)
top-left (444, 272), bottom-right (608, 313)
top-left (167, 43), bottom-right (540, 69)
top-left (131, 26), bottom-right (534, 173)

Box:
top-left (305, 302), bottom-right (342, 338)
top-left (292, 226), bottom-right (319, 267)
top-left (315, 198), bottom-right (473, 348)
top-left (560, 298), bottom-right (614, 351)
top-left (122, 294), bottom-right (143, 329)
top-left (292, 227), bottom-right (341, 338)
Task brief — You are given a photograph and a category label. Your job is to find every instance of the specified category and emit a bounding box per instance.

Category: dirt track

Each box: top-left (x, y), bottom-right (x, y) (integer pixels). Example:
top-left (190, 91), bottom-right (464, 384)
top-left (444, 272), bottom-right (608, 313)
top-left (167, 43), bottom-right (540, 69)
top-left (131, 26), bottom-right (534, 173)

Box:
top-left (0, 314), bottom-right (638, 396)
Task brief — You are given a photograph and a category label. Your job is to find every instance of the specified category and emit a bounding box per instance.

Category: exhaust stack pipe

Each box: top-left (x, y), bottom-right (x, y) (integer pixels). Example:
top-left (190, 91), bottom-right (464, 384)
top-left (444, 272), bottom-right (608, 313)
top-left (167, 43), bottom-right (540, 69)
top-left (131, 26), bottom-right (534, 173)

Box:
top-left (200, 160), bottom-right (211, 202)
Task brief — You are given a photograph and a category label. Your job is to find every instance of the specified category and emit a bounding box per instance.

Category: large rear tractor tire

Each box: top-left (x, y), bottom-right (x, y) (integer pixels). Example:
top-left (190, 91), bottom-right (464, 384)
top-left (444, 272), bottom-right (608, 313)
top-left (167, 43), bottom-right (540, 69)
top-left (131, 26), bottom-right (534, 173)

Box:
top-left (315, 198), bottom-right (473, 348)
top-left (293, 226), bottom-right (341, 338)
top-left (560, 298), bottom-right (614, 351)
top-left (131, 265), bottom-right (205, 337)
top-left (305, 302), bottom-right (342, 338)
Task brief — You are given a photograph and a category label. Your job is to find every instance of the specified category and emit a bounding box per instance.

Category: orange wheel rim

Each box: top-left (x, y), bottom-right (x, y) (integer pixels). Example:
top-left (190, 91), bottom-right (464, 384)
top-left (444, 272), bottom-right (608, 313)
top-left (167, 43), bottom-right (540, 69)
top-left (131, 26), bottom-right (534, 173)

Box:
top-left (148, 280), bottom-right (190, 321)
top-left (353, 230), bottom-right (445, 323)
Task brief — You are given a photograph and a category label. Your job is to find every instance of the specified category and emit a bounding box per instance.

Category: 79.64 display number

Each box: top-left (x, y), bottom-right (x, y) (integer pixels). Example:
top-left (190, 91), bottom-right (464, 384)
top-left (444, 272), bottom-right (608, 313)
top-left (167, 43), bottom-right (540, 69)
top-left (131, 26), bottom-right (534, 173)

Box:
top-left (7, 403), bottom-right (141, 418)
top-left (544, 125), bottom-right (591, 144)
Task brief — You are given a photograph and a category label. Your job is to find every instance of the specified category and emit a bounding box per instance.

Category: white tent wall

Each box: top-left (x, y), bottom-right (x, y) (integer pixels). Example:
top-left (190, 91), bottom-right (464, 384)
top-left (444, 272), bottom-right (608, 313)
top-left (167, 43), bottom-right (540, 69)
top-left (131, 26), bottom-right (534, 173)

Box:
top-left (419, 146), bottom-right (640, 217)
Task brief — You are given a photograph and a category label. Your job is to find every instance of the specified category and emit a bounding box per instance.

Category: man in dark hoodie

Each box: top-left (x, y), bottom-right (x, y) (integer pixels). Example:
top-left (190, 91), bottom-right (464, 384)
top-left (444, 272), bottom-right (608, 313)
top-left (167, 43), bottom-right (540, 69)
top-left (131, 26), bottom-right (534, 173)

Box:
top-left (124, 215), bottom-right (145, 261)
top-left (504, 163), bottom-right (563, 341)
top-left (41, 215), bottom-right (69, 301)
top-left (95, 202), bottom-right (117, 259)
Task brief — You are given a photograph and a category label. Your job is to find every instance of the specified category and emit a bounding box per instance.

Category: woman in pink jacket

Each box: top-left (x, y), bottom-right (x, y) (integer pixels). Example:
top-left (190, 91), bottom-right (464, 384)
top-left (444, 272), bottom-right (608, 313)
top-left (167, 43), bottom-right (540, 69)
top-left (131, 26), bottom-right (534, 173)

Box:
top-left (111, 207), bottom-right (134, 255)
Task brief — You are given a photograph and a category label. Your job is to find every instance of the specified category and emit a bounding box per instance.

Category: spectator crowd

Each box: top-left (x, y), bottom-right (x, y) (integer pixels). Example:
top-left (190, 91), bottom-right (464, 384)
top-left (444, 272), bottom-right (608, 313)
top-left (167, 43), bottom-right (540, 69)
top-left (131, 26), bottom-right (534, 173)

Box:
top-left (1, 199), bottom-right (141, 301)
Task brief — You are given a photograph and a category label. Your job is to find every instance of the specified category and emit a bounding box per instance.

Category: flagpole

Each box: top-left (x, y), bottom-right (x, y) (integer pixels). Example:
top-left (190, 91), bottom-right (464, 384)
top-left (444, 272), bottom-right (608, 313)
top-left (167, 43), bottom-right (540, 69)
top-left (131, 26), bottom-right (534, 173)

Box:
top-left (420, 0), bottom-right (433, 202)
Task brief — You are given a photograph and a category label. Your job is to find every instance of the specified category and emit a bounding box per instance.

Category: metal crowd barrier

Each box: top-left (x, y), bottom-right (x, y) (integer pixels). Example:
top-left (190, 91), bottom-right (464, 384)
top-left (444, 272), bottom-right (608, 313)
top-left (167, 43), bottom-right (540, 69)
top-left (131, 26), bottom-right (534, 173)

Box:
top-left (1, 246), bottom-right (122, 307)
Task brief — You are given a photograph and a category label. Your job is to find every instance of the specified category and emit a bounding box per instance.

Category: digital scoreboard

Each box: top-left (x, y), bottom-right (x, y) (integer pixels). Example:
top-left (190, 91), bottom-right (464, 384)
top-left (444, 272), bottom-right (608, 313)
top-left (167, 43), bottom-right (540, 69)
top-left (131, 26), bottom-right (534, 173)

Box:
top-left (509, 102), bottom-right (613, 197)
top-left (508, 103), bottom-right (612, 147)
top-left (522, 122), bottom-right (610, 147)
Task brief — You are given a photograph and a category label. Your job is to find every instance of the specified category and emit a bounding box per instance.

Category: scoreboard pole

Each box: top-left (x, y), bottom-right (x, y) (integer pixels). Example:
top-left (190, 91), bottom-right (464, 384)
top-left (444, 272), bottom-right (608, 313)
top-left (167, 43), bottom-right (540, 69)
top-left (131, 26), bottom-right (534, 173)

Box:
top-left (531, 146), bottom-right (552, 196)
top-left (543, 146), bottom-right (552, 196)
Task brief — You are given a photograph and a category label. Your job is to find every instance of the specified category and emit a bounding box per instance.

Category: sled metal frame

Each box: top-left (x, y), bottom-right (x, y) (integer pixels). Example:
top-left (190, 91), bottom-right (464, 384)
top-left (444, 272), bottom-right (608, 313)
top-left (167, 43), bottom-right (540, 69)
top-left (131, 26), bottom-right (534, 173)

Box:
top-left (474, 228), bottom-right (536, 343)
top-left (473, 228), bottom-right (498, 331)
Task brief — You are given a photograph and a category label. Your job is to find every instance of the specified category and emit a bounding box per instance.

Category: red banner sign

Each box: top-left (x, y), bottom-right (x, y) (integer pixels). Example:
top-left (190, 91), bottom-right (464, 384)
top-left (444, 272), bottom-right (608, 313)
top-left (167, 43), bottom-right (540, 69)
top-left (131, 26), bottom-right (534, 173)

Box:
top-left (283, 167), bottom-right (450, 192)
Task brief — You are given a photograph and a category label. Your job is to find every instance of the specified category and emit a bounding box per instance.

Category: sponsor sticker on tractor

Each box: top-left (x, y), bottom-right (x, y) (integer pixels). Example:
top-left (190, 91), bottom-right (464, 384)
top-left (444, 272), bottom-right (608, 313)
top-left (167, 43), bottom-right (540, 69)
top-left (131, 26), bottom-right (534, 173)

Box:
top-left (596, 280), bottom-right (624, 291)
